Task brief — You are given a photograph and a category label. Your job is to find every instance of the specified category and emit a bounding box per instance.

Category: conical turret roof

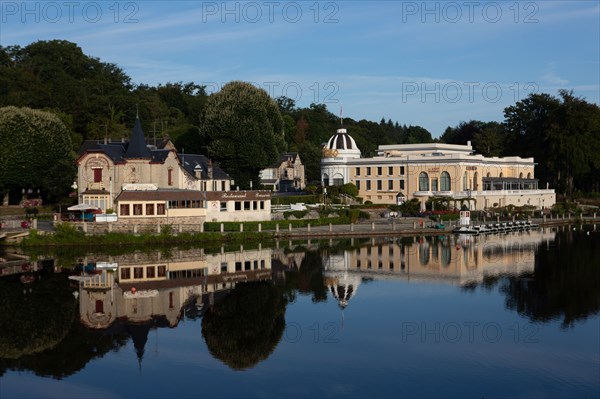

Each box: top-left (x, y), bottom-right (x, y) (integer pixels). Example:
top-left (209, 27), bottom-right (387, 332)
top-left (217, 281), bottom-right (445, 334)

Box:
top-left (124, 118), bottom-right (151, 159)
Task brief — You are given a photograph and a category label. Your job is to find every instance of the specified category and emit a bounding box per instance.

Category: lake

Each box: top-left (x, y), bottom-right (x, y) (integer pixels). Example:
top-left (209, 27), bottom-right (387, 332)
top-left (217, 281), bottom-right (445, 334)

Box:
top-left (1, 226), bottom-right (598, 398)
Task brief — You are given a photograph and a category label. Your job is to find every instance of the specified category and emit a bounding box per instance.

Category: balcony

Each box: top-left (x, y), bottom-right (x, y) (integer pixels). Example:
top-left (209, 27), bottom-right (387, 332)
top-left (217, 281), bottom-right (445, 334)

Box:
top-left (87, 182), bottom-right (106, 191)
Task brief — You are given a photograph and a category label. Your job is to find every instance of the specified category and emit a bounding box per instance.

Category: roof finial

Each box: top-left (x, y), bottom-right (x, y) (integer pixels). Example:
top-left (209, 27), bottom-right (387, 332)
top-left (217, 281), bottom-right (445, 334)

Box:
top-left (340, 106), bottom-right (343, 127)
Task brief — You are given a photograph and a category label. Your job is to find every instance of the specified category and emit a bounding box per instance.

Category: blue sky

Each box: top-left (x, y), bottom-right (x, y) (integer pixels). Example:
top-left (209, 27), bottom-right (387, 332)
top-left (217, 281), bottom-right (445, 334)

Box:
top-left (1, 0), bottom-right (598, 136)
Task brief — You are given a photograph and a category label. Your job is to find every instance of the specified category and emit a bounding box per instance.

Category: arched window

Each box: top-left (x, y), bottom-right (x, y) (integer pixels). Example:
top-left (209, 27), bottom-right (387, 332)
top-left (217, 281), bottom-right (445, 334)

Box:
top-left (527, 172), bottom-right (531, 178)
top-left (419, 172), bottom-right (429, 191)
top-left (323, 173), bottom-right (330, 186)
top-left (486, 172), bottom-right (491, 178)
top-left (519, 172), bottom-right (523, 179)
top-left (440, 171), bottom-right (451, 191)
top-left (499, 172), bottom-right (504, 178)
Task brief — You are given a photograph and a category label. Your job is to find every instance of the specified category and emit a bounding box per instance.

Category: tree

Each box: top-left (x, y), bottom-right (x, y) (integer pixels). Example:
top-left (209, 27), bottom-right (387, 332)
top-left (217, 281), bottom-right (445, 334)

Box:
top-left (504, 91), bottom-right (600, 195)
top-left (201, 281), bottom-right (287, 370)
top-left (201, 81), bottom-right (285, 188)
top-left (0, 106), bottom-right (74, 203)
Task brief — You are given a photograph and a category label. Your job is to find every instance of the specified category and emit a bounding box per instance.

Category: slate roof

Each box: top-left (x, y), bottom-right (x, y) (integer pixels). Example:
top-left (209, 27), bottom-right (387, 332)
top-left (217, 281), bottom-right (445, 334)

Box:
top-left (124, 118), bottom-right (152, 159)
top-left (178, 154), bottom-right (231, 180)
top-left (270, 152), bottom-right (299, 168)
top-left (77, 119), bottom-right (232, 181)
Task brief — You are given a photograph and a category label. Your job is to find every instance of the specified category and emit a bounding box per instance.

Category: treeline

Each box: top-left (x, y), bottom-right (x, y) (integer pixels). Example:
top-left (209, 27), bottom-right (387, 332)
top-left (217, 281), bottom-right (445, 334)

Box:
top-left (1, 40), bottom-right (599, 199)
top-left (438, 91), bottom-right (600, 196)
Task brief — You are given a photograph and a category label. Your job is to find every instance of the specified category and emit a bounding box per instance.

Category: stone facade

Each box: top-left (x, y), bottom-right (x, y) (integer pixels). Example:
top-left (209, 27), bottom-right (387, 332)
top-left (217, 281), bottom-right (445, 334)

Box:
top-left (321, 132), bottom-right (556, 210)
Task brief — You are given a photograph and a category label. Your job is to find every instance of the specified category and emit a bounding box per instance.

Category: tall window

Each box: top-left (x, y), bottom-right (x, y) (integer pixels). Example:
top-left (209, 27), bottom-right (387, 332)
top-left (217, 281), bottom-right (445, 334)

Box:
top-left (377, 167), bottom-right (382, 176)
top-left (157, 204), bottom-right (165, 215)
top-left (355, 167), bottom-right (360, 176)
top-left (388, 180), bottom-right (394, 190)
top-left (366, 167), bottom-right (371, 176)
top-left (93, 168), bottom-right (102, 183)
top-left (419, 172), bottom-right (429, 191)
top-left (356, 181), bottom-right (361, 190)
top-left (388, 166), bottom-right (393, 175)
top-left (366, 180), bottom-right (371, 190)
top-left (440, 171), bottom-right (451, 191)
top-left (463, 172), bottom-right (468, 190)
top-left (377, 180), bottom-right (382, 190)
top-left (168, 168), bottom-right (173, 186)
top-left (146, 204), bottom-right (154, 215)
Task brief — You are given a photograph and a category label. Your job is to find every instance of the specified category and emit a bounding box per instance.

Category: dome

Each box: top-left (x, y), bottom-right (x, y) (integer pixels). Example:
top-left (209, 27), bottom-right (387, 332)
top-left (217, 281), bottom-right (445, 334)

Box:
top-left (326, 128), bottom-right (357, 151)
top-left (323, 128), bottom-right (361, 159)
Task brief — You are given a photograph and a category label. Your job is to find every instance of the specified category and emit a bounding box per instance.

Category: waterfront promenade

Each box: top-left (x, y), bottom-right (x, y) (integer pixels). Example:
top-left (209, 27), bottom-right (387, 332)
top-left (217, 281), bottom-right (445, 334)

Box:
top-left (3, 213), bottom-right (599, 244)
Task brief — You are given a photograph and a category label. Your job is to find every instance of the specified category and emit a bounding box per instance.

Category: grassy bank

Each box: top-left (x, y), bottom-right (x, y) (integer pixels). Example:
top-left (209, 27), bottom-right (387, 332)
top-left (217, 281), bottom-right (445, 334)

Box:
top-left (19, 223), bottom-right (274, 247)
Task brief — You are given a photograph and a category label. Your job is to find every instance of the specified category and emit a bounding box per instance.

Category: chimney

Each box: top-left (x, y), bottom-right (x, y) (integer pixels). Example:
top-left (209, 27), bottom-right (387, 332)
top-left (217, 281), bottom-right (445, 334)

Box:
top-left (208, 159), bottom-right (213, 179)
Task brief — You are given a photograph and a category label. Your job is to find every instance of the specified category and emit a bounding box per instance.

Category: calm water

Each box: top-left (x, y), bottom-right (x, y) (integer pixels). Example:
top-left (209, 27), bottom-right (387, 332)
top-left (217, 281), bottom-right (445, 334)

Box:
top-left (1, 227), bottom-right (599, 398)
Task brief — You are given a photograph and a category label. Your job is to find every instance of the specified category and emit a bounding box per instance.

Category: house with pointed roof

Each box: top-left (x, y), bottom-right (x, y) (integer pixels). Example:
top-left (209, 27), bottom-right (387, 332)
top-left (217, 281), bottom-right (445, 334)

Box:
top-left (259, 152), bottom-right (305, 192)
top-left (75, 117), bottom-right (271, 224)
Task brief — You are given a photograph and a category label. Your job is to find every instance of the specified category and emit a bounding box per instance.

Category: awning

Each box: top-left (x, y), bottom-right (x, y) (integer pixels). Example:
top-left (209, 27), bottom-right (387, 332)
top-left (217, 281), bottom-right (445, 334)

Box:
top-left (67, 203), bottom-right (99, 211)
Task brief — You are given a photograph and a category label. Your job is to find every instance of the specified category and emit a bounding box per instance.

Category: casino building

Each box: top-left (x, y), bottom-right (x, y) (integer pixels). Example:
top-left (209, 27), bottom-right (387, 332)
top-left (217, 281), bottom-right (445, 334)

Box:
top-left (321, 128), bottom-right (555, 210)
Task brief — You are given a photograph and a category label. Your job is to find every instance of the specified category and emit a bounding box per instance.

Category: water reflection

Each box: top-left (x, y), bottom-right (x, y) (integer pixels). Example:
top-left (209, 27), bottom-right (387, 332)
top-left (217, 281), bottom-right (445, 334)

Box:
top-left (1, 227), bottom-right (598, 383)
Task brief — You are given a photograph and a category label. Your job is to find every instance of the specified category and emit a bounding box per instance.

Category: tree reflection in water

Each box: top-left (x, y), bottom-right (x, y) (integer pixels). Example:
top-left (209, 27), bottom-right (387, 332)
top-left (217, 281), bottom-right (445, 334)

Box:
top-left (465, 230), bottom-right (600, 328)
top-left (201, 281), bottom-right (287, 370)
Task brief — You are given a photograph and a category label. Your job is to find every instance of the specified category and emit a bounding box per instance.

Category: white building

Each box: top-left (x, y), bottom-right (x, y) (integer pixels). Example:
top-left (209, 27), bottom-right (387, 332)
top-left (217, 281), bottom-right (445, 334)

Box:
top-left (321, 128), bottom-right (555, 211)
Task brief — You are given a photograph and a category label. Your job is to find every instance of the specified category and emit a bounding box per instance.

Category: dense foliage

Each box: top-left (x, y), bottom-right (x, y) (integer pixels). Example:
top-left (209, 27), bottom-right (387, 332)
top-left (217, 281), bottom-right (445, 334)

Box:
top-left (200, 81), bottom-right (285, 188)
top-left (0, 106), bottom-right (74, 202)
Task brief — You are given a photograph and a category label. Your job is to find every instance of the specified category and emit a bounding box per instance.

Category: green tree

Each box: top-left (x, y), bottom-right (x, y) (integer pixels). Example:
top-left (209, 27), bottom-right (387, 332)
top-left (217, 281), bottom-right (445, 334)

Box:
top-left (201, 81), bottom-right (285, 188)
top-left (0, 106), bottom-right (74, 202)
top-left (504, 90), bottom-right (600, 195)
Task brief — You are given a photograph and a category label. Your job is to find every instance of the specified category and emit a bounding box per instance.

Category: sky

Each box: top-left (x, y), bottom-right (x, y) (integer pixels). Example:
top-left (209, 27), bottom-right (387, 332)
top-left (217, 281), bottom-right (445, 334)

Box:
top-left (1, 0), bottom-right (599, 136)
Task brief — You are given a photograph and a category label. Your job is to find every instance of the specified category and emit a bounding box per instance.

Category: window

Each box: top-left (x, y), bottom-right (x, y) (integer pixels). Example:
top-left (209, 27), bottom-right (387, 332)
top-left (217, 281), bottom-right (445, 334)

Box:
top-left (168, 169), bottom-right (173, 186)
top-left (146, 266), bottom-right (155, 278)
top-left (260, 201), bottom-right (265, 210)
top-left (377, 180), bottom-right (382, 190)
top-left (463, 172), bottom-right (468, 190)
top-left (158, 265), bottom-right (166, 277)
top-left (366, 180), bottom-right (371, 190)
top-left (157, 204), bottom-right (165, 215)
top-left (221, 263), bottom-right (228, 273)
top-left (120, 204), bottom-right (130, 216)
top-left (400, 166), bottom-right (405, 175)
top-left (146, 204), bottom-right (154, 215)
top-left (235, 262), bottom-right (242, 271)
top-left (245, 261), bottom-right (251, 270)
top-left (388, 180), bottom-right (394, 190)
top-left (133, 204), bottom-right (143, 215)
top-left (93, 168), bottom-right (102, 182)
top-left (431, 179), bottom-right (438, 192)
top-left (419, 172), bottom-right (429, 191)
top-left (244, 201), bottom-right (251, 210)
top-left (121, 268), bottom-right (131, 280)
top-left (355, 167), bottom-right (360, 176)
top-left (221, 181), bottom-right (226, 191)
top-left (235, 202), bottom-right (241, 211)
top-left (366, 167), bottom-right (371, 176)
top-left (388, 166), bottom-right (393, 175)
top-left (400, 180), bottom-right (405, 190)
top-left (220, 202), bottom-right (227, 211)
top-left (356, 181), bottom-right (361, 190)
top-left (377, 167), bottom-right (382, 176)
top-left (134, 267), bottom-right (144, 279)
top-left (441, 171), bottom-right (451, 191)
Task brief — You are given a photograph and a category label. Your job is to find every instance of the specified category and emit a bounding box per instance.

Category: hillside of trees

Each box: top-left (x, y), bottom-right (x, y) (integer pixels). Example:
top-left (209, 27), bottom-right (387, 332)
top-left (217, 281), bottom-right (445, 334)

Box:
top-left (1, 39), bottom-right (599, 202)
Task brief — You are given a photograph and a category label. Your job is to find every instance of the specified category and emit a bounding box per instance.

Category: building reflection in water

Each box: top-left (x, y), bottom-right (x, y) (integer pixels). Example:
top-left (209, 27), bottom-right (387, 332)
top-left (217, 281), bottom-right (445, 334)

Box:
top-left (322, 229), bottom-right (556, 309)
top-left (49, 229), bottom-right (557, 333)
top-left (76, 245), bottom-right (273, 330)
